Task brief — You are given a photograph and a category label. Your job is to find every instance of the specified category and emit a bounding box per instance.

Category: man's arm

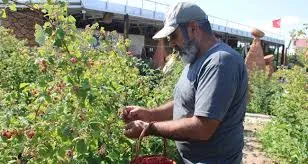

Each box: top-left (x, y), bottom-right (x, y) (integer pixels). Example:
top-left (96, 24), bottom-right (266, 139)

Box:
top-left (148, 116), bottom-right (220, 141)
top-left (149, 101), bottom-right (174, 122)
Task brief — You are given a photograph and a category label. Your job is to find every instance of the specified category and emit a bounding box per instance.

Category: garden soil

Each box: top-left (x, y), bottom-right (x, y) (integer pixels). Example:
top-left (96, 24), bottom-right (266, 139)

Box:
top-left (243, 113), bottom-right (274, 164)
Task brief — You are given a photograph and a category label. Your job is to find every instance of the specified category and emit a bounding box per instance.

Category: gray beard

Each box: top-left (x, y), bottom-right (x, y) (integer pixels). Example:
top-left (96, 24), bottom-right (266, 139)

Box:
top-left (178, 41), bottom-right (198, 64)
top-left (180, 51), bottom-right (197, 64)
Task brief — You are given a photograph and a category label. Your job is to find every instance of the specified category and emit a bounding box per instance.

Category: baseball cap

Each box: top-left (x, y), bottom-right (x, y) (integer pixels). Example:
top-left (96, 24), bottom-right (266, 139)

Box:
top-left (152, 2), bottom-right (208, 40)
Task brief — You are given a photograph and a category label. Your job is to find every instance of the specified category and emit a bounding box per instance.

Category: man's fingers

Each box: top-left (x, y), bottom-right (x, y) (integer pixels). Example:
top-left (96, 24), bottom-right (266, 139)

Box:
top-left (124, 121), bottom-right (135, 130)
top-left (124, 128), bottom-right (132, 138)
top-left (120, 106), bottom-right (136, 117)
top-left (119, 109), bottom-right (127, 117)
top-left (127, 108), bottom-right (138, 119)
top-left (123, 120), bottom-right (147, 139)
top-left (124, 122), bottom-right (137, 138)
top-left (125, 106), bottom-right (137, 112)
top-left (120, 106), bottom-right (146, 123)
top-left (124, 127), bottom-right (139, 139)
top-left (119, 106), bottom-right (136, 119)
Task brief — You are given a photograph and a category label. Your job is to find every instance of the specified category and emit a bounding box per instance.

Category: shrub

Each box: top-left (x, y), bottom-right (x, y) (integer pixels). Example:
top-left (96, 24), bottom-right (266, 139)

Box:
top-left (247, 70), bottom-right (283, 115)
top-left (259, 65), bottom-right (308, 163)
top-left (0, 2), bottom-right (174, 163)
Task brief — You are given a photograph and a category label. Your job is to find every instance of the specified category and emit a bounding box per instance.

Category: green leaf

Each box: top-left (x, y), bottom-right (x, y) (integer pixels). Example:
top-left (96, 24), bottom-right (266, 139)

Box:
top-left (42, 9), bottom-right (47, 13)
top-left (8, 160), bottom-right (17, 164)
top-left (81, 78), bottom-right (90, 90)
top-left (68, 15), bottom-right (76, 23)
top-left (19, 83), bottom-right (29, 89)
top-left (38, 147), bottom-right (50, 158)
top-left (76, 139), bottom-right (87, 154)
top-left (45, 27), bottom-right (52, 36)
top-left (65, 75), bottom-right (74, 84)
top-left (58, 1), bottom-right (66, 8)
top-left (54, 28), bottom-right (65, 47)
top-left (35, 24), bottom-right (46, 45)
top-left (89, 37), bottom-right (97, 46)
top-left (89, 122), bottom-right (102, 131)
top-left (53, 38), bottom-right (62, 47)
top-left (2, 0), bottom-right (8, 4)
top-left (9, 4), bottom-right (17, 12)
top-left (33, 4), bottom-right (40, 9)
top-left (1, 9), bottom-right (7, 18)
top-left (75, 51), bottom-right (81, 58)
top-left (56, 28), bottom-right (65, 40)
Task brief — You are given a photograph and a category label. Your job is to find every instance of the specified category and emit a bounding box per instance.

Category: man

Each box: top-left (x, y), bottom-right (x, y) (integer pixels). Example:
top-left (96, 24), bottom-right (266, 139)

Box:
top-left (121, 2), bottom-right (248, 163)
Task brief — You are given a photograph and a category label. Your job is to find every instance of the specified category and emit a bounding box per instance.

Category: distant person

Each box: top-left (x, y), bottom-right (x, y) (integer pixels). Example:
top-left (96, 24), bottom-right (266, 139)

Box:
top-left (241, 44), bottom-right (249, 59)
top-left (121, 2), bottom-right (248, 163)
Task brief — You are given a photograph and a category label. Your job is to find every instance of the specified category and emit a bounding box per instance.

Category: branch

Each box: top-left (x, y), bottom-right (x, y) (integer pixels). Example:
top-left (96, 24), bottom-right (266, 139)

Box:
top-left (61, 38), bottom-right (71, 55)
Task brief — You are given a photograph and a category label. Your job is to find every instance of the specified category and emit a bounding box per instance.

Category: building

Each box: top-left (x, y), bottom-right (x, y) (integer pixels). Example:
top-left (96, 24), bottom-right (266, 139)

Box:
top-left (0, 0), bottom-right (285, 68)
top-left (295, 38), bottom-right (308, 49)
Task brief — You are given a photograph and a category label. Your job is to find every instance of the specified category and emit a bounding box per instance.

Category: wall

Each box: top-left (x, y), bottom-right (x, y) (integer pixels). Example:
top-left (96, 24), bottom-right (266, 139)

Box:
top-left (0, 9), bottom-right (44, 46)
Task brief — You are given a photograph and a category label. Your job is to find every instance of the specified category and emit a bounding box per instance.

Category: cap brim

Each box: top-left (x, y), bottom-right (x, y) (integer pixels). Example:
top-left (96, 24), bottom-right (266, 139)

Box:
top-left (152, 24), bottom-right (178, 40)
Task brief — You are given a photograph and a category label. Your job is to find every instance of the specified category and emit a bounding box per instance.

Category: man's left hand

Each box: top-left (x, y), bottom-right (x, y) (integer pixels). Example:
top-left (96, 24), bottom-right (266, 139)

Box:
top-left (124, 120), bottom-right (149, 138)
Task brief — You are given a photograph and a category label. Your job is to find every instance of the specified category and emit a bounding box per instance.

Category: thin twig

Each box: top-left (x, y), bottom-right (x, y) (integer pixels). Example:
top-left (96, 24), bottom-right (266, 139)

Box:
top-left (60, 38), bottom-right (71, 55)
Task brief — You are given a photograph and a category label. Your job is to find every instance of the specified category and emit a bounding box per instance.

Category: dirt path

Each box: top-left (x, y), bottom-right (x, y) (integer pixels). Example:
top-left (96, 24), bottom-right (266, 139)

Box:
top-left (243, 113), bottom-right (274, 164)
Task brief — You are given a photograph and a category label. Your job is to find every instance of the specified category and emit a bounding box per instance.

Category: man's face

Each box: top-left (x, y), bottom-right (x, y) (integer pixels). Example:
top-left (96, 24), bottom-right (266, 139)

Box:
top-left (168, 28), bottom-right (198, 64)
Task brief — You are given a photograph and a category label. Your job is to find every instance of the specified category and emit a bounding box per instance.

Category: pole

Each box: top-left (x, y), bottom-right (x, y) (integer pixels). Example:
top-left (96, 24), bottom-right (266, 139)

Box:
top-left (124, 14), bottom-right (129, 40)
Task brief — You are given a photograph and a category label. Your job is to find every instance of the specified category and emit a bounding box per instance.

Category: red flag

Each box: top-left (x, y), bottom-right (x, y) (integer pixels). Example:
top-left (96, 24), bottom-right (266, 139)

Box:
top-left (272, 19), bottom-right (281, 28)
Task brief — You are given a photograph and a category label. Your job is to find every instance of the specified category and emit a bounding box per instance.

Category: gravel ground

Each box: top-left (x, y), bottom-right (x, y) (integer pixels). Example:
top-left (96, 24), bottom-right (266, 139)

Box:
top-left (243, 113), bottom-right (275, 164)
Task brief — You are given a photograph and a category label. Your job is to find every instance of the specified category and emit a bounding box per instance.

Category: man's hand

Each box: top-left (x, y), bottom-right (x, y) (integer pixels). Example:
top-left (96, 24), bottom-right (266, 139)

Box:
top-left (124, 120), bottom-right (149, 139)
top-left (120, 106), bottom-right (152, 123)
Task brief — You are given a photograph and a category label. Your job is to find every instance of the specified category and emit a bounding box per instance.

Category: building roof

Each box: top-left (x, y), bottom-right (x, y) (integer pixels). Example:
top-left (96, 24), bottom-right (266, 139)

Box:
top-left (295, 39), bottom-right (308, 48)
top-left (0, 0), bottom-right (284, 45)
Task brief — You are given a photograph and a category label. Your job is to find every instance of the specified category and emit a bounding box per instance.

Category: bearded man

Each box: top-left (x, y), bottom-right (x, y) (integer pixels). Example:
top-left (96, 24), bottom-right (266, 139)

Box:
top-left (121, 2), bottom-right (248, 164)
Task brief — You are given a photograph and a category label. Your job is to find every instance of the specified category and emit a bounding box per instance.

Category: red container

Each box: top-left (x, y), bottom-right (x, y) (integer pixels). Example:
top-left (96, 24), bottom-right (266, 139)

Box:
top-left (131, 155), bottom-right (176, 164)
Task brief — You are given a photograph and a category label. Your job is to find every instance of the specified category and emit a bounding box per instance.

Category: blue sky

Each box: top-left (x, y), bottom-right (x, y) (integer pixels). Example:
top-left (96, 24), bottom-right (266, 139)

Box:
top-left (152, 0), bottom-right (308, 43)
top-left (195, 0), bottom-right (307, 35)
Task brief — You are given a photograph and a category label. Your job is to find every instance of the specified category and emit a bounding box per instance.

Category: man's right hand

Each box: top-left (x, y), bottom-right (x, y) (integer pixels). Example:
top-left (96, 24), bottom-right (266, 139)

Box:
top-left (120, 106), bottom-right (152, 123)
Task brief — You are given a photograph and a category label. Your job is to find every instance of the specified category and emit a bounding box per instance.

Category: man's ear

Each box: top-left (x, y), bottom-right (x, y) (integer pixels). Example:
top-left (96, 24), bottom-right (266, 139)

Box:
top-left (189, 21), bottom-right (198, 33)
top-left (188, 21), bottom-right (199, 40)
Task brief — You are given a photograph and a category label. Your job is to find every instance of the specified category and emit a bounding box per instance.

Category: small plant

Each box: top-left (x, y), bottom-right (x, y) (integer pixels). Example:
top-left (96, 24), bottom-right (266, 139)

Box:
top-left (247, 70), bottom-right (283, 115)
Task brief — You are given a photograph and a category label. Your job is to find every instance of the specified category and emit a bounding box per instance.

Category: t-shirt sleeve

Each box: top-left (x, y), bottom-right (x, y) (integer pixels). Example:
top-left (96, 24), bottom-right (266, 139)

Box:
top-left (194, 57), bottom-right (237, 121)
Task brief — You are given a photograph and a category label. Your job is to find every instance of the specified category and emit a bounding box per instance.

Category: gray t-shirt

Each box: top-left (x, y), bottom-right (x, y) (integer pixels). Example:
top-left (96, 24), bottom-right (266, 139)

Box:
top-left (173, 42), bottom-right (248, 164)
